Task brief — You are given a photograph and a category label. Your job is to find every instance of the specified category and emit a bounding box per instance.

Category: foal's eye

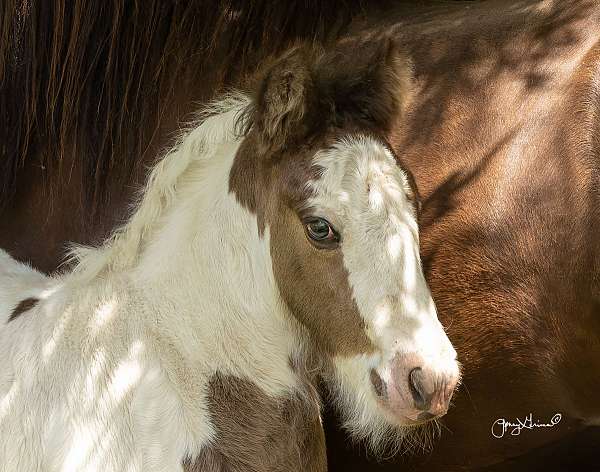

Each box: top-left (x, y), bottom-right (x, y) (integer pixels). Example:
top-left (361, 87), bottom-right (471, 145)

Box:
top-left (304, 218), bottom-right (339, 248)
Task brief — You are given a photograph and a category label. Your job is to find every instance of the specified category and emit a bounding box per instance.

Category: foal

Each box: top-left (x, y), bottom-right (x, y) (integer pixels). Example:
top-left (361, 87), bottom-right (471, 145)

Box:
top-left (0, 40), bottom-right (459, 471)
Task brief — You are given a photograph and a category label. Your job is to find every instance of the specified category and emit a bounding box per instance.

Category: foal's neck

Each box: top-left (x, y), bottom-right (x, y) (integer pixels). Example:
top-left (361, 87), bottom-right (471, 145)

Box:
top-left (111, 111), bottom-right (304, 394)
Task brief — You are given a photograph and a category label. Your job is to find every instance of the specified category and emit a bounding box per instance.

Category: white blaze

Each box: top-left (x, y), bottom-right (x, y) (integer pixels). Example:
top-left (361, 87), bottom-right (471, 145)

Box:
top-left (308, 136), bottom-right (456, 444)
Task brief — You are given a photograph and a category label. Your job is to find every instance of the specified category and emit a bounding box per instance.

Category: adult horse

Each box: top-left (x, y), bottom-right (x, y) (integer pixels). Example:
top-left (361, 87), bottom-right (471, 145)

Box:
top-left (1, 0), bottom-right (599, 470)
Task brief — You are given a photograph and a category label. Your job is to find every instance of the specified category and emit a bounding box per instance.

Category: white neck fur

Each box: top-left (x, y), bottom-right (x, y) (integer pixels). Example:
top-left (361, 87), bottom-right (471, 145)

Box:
top-left (67, 92), bottom-right (305, 397)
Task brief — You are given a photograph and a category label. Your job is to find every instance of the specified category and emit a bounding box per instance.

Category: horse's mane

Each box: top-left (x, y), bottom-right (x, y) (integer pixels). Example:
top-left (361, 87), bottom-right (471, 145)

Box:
top-left (67, 92), bottom-right (250, 280)
top-left (0, 0), bottom-right (375, 211)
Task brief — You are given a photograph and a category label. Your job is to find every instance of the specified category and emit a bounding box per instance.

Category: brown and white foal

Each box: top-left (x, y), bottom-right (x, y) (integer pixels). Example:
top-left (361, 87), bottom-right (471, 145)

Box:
top-left (0, 41), bottom-right (459, 471)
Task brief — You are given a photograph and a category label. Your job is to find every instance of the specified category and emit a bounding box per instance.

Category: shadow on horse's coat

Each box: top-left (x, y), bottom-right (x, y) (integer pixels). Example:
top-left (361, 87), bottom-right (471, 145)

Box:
top-left (1, 0), bottom-right (599, 470)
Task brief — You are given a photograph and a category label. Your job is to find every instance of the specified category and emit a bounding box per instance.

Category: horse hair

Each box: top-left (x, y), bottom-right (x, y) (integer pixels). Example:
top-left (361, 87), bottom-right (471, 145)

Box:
top-left (0, 0), bottom-right (374, 211)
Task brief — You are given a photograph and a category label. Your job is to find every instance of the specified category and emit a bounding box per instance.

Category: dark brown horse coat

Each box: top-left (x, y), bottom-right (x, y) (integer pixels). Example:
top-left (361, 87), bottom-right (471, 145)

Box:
top-left (326, 1), bottom-right (600, 470)
top-left (1, 0), bottom-right (599, 470)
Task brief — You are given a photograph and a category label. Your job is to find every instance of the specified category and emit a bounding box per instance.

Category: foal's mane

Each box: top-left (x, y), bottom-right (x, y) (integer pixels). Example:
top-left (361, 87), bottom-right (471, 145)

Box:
top-left (67, 93), bottom-right (250, 279)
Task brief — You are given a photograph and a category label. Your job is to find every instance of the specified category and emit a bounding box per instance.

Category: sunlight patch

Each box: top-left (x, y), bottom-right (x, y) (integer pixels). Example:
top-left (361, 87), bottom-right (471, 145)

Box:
top-left (107, 341), bottom-right (144, 402)
top-left (373, 302), bottom-right (391, 333)
top-left (369, 189), bottom-right (384, 211)
top-left (43, 307), bottom-right (73, 361)
top-left (90, 299), bottom-right (118, 335)
top-left (62, 424), bottom-right (97, 471)
top-left (387, 233), bottom-right (402, 261)
top-left (40, 286), bottom-right (59, 299)
top-left (84, 349), bottom-right (107, 407)
top-left (0, 381), bottom-right (19, 420)
top-left (401, 242), bottom-right (417, 292)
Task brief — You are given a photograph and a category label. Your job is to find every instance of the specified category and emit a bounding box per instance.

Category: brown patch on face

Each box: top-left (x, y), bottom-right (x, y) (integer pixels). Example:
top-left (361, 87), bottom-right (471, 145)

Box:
top-left (230, 134), bottom-right (374, 357)
top-left (230, 36), bottom-right (413, 357)
top-left (7, 297), bottom-right (38, 323)
top-left (270, 204), bottom-right (375, 356)
top-left (183, 373), bottom-right (326, 472)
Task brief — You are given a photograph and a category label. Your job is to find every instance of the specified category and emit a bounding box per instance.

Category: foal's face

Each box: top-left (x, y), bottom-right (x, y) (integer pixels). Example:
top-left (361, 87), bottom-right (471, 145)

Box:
top-left (230, 38), bottom-right (460, 446)
top-left (245, 133), bottom-right (460, 439)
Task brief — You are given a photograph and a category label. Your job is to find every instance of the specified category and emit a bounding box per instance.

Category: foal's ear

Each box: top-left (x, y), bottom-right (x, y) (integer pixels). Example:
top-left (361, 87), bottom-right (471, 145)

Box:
top-left (252, 47), bottom-right (314, 151)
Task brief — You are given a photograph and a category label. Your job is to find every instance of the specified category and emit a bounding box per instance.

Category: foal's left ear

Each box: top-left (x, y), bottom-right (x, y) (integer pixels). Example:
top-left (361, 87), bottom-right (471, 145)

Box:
top-left (252, 47), bottom-right (314, 152)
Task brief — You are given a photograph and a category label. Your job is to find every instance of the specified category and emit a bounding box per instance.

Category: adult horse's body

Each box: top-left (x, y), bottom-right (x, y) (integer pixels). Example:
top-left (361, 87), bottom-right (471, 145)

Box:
top-left (1, 0), bottom-right (599, 470)
top-left (327, 2), bottom-right (600, 470)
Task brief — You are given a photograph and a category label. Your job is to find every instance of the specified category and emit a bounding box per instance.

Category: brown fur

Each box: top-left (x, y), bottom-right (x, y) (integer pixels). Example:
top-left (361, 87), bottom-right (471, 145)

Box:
top-left (7, 297), bottom-right (38, 323)
top-left (325, 1), bottom-right (600, 470)
top-left (183, 373), bottom-right (326, 472)
top-left (0, 0), bottom-right (384, 212)
top-left (230, 39), bottom-right (411, 356)
top-left (2, 0), bottom-right (600, 470)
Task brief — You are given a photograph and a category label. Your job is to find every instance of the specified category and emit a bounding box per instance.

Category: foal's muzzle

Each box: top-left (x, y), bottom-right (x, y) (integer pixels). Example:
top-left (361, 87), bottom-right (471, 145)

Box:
top-left (371, 351), bottom-right (460, 424)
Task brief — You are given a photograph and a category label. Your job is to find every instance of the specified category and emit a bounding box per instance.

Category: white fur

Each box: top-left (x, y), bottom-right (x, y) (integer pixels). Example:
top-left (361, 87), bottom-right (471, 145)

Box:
top-left (0, 96), bottom-right (453, 470)
top-left (307, 137), bottom-right (457, 447)
top-left (0, 250), bottom-right (54, 322)
top-left (0, 94), bottom-right (308, 471)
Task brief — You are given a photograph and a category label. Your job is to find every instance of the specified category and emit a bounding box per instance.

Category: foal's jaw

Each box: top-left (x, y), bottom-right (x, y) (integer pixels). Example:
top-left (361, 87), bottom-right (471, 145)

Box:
top-left (335, 292), bottom-right (460, 431)
top-left (366, 297), bottom-right (460, 425)
top-left (332, 317), bottom-right (459, 434)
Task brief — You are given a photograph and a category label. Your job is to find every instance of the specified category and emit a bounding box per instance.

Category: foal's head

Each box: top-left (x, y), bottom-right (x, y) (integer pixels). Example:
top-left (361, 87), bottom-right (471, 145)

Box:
top-left (230, 39), bottom-right (459, 446)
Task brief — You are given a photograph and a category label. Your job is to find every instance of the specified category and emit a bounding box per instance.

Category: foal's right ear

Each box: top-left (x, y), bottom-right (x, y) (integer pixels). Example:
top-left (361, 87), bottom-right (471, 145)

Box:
top-left (252, 47), bottom-right (314, 152)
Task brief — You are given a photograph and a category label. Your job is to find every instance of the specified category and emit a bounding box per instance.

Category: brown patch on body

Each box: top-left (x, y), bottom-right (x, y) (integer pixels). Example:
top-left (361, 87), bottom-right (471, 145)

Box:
top-left (230, 37), bottom-right (412, 357)
top-left (183, 373), bottom-right (326, 472)
top-left (7, 297), bottom-right (39, 323)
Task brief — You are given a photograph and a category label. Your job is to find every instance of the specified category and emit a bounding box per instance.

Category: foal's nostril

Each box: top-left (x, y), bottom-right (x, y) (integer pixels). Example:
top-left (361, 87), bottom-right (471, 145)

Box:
top-left (370, 369), bottom-right (386, 398)
top-left (408, 367), bottom-right (430, 410)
